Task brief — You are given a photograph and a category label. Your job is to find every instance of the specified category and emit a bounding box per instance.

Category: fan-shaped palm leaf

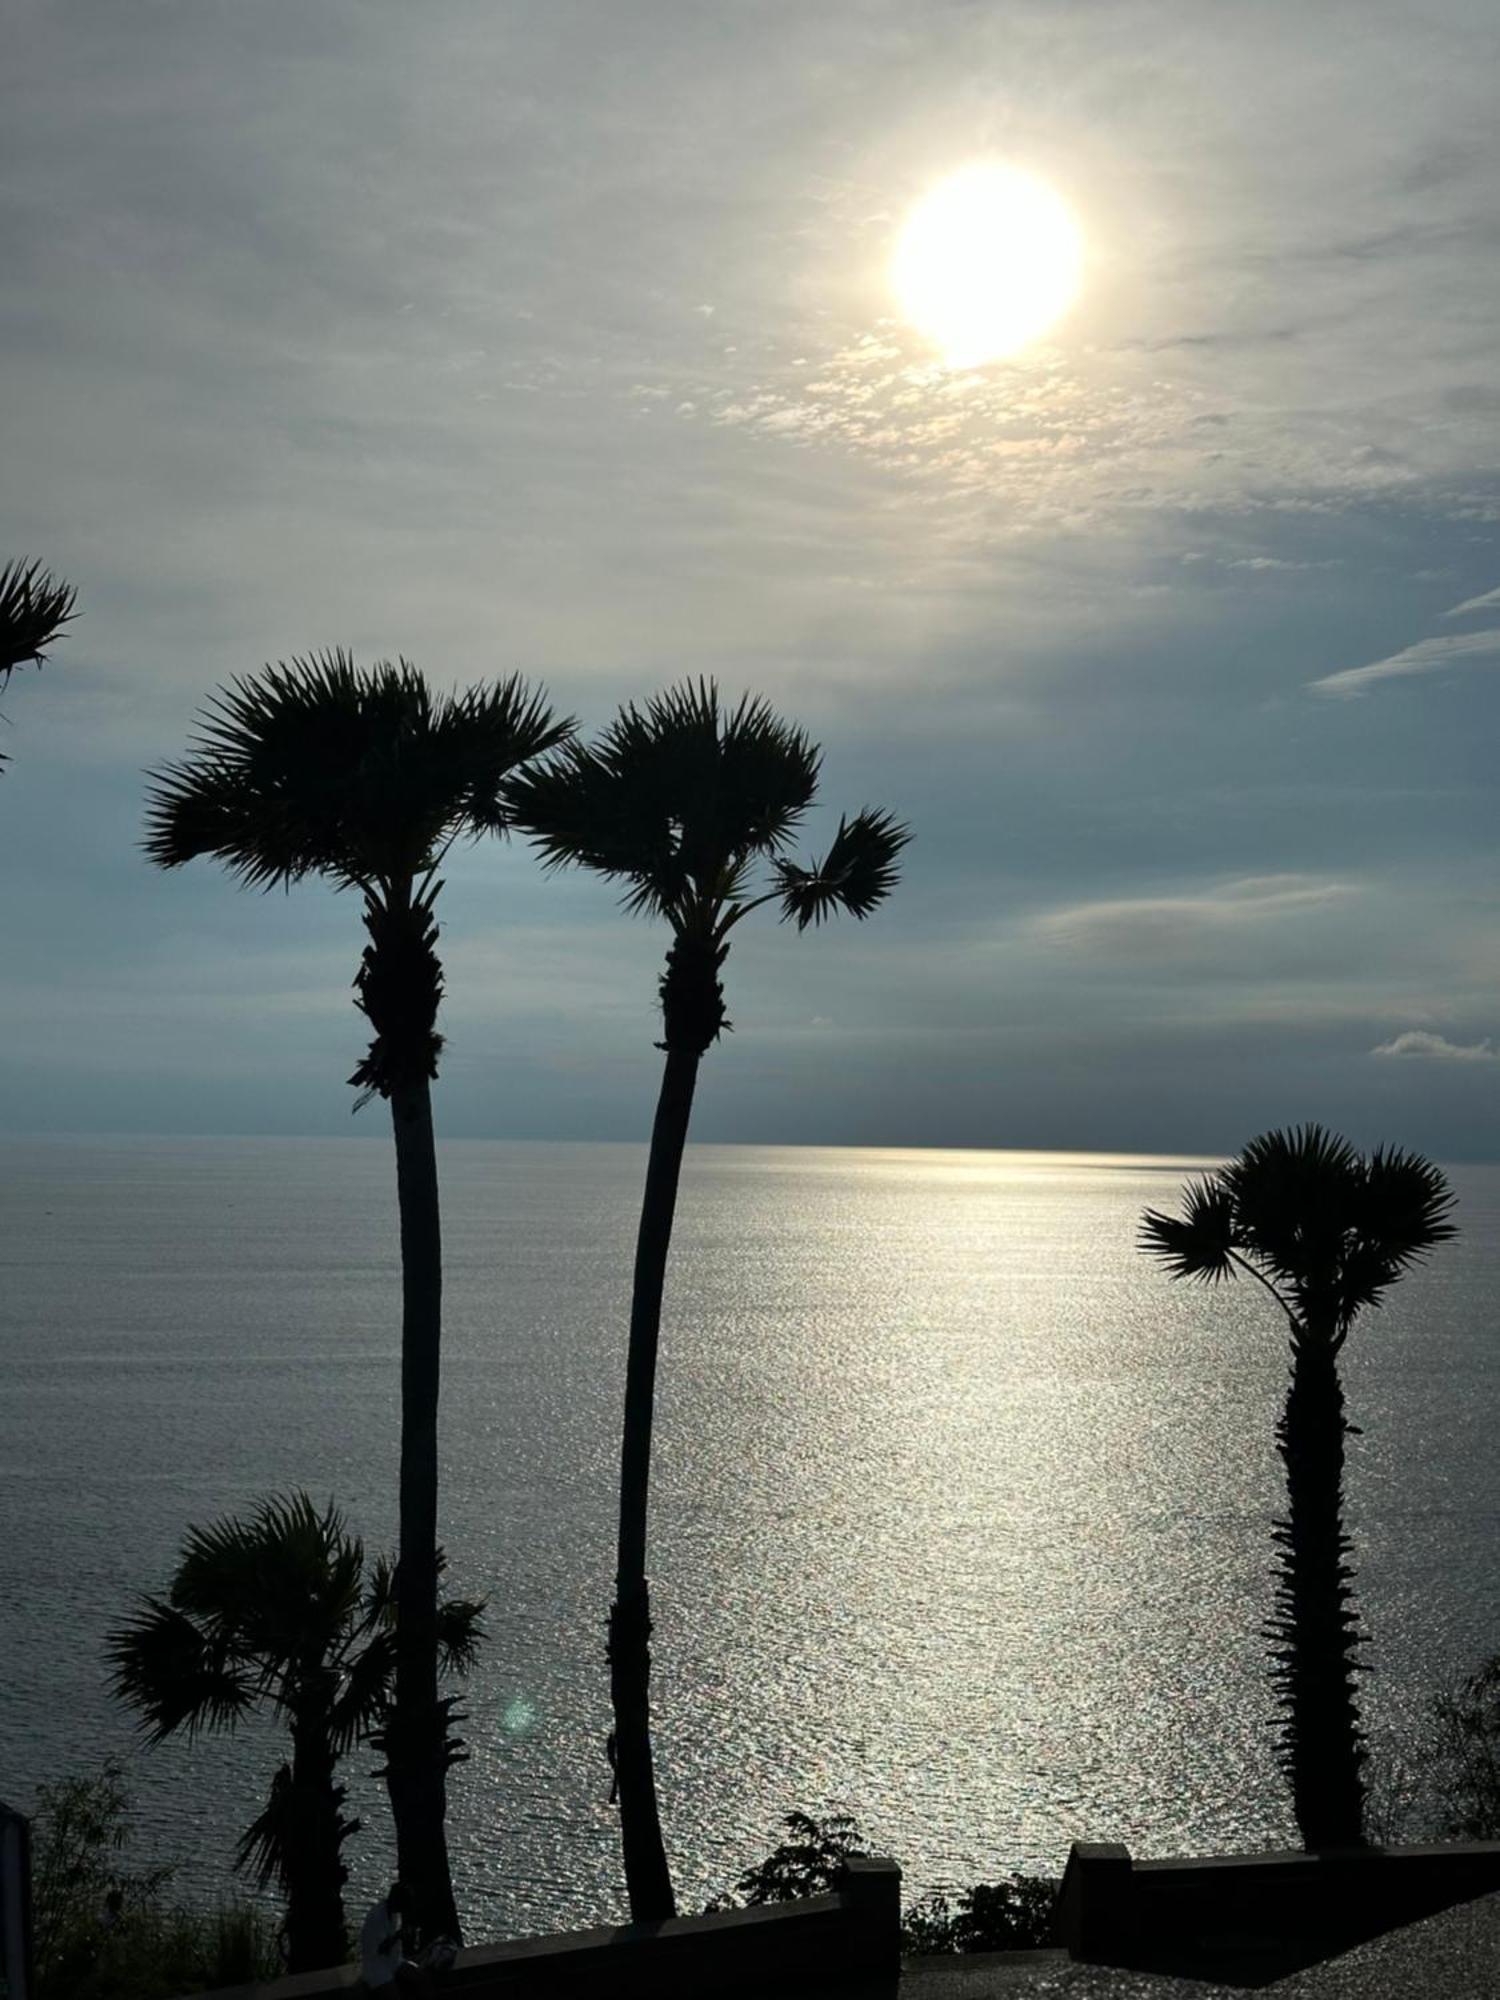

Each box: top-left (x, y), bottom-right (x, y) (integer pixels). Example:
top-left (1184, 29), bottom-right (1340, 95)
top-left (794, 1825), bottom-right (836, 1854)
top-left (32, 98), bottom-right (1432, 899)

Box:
top-left (771, 808), bottom-right (912, 930)
top-left (1139, 1175), bottom-right (1238, 1285)
top-left (107, 1599), bottom-right (256, 1745)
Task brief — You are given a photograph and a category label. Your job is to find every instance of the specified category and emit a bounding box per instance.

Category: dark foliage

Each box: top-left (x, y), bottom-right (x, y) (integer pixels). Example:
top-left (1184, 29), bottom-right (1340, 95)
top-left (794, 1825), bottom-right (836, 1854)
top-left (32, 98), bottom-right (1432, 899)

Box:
top-left (0, 558), bottom-right (76, 679)
top-left (708, 1811), bottom-right (1058, 1954)
top-left (705, 1811), bottom-right (869, 1909)
top-left (29, 1763), bottom-right (280, 2000)
top-left (903, 1876), bottom-right (1060, 1953)
top-left (1431, 1654), bottom-right (1500, 1839)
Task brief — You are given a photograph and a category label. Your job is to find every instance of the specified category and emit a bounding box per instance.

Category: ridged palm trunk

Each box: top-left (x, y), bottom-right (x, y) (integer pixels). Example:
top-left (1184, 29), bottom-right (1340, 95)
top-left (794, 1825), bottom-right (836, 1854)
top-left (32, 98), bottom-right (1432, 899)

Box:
top-left (610, 1044), bottom-right (697, 1922)
top-left (358, 884), bottom-right (461, 1946)
top-left (384, 1072), bottom-right (461, 1944)
top-left (1268, 1315), bottom-right (1367, 1849)
top-left (611, 933), bottom-right (724, 1923)
top-left (283, 1702), bottom-right (353, 1973)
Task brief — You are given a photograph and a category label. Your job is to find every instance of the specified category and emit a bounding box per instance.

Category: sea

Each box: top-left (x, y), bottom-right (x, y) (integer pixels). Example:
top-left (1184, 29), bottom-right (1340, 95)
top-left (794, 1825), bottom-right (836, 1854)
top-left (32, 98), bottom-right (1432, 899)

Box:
top-left (1, 1137), bottom-right (1497, 1941)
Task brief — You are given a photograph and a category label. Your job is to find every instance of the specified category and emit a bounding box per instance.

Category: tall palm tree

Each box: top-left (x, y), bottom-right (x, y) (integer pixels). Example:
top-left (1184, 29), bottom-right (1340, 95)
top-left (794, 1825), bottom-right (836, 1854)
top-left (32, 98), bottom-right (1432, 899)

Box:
top-left (144, 652), bottom-right (570, 1943)
top-left (506, 679), bottom-right (908, 1920)
top-left (108, 1493), bottom-right (483, 1974)
top-left (1140, 1125), bottom-right (1455, 1850)
top-left (0, 558), bottom-right (76, 766)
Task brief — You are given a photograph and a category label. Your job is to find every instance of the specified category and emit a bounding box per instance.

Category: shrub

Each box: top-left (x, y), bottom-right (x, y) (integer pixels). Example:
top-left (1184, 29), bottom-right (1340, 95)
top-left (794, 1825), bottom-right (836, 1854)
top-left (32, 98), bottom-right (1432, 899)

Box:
top-left (29, 1762), bottom-right (281, 2000)
top-left (902, 1876), bottom-right (1060, 1952)
top-left (707, 1809), bottom-right (1059, 1952)
top-left (1431, 1655), bottom-right (1500, 1839)
top-left (705, 1810), bottom-right (868, 1909)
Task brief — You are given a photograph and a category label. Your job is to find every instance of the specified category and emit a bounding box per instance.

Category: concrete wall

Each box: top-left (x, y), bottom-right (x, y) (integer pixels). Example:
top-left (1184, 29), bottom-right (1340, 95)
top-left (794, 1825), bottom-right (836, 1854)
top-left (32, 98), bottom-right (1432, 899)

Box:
top-left (183, 1856), bottom-right (902, 2000)
top-left (1059, 1838), bottom-right (1500, 1964)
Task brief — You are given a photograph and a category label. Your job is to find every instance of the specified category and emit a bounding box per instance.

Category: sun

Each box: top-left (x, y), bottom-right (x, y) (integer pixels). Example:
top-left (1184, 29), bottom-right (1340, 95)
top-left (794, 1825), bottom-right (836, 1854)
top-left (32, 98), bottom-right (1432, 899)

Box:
top-left (892, 164), bottom-right (1082, 368)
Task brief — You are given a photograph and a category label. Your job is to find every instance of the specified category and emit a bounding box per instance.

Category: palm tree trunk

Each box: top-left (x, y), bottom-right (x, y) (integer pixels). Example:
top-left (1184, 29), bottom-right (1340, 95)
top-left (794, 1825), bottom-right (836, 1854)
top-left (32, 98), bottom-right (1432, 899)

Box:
top-left (1268, 1318), bottom-right (1367, 1849)
top-left (385, 1075), bottom-right (462, 1945)
top-left (610, 1043), bottom-right (699, 1923)
top-left (284, 1719), bottom-right (351, 1975)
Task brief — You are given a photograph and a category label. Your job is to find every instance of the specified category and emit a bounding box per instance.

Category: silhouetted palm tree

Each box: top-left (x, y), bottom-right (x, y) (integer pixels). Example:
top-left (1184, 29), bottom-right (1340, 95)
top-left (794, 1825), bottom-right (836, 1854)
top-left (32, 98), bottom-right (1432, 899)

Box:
top-left (506, 680), bottom-right (908, 1920)
top-left (144, 653), bottom-right (570, 1943)
top-left (1140, 1125), bottom-right (1454, 1849)
top-left (108, 1494), bottom-right (483, 1974)
top-left (0, 559), bottom-right (76, 766)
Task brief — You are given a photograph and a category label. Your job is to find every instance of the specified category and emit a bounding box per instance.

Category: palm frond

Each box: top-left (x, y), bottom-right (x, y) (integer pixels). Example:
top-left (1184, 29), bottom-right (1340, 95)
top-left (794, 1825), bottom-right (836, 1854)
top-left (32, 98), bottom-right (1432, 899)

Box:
top-left (1226, 1125), bottom-right (1362, 1285)
top-left (171, 1493), bottom-right (365, 1671)
top-left (0, 559), bottom-right (76, 679)
top-left (107, 1598), bottom-right (256, 1744)
top-left (329, 1631), bottom-right (396, 1755)
top-left (234, 1763), bottom-right (297, 1892)
top-left (773, 808), bottom-right (910, 929)
top-left (437, 1594), bottom-right (487, 1676)
top-left (1357, 1146), bottom-right (1457, 1267)
top-left (1139, 1174), bottom-right (1238, 1283)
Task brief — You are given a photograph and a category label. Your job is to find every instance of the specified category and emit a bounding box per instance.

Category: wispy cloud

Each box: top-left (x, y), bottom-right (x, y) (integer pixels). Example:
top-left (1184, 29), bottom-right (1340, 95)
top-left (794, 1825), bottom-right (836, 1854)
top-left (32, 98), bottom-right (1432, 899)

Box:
top-left (1036, 875), bottom-right (1354, 959)
top-left (1371, 1029), bottom-right (1498, 1062)
top-left (1310, 628), bottom-right (1500, 696)
top-left (1442, 583), bottom-right (1500, 617)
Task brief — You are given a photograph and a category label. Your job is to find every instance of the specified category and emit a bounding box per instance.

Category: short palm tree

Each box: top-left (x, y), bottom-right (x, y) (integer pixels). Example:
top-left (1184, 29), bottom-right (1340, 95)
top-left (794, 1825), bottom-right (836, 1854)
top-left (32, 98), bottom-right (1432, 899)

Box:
top-left (107, 1493), bottom-right (483, 1974)
top-left (1140, 1125), bottom-right (1455, 1849)
top-left (144, 652), bottom-right (570, 1943)
top-left (0, 558), bottom-right (76, 765)
top-left (506, 679), bottom-right (908, 1920)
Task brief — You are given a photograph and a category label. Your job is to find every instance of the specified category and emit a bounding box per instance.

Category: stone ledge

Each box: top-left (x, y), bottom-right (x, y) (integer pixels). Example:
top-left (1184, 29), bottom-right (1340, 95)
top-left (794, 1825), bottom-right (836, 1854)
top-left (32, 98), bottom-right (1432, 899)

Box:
top-left (1058, 1836), bottom-right (1500, 1969)
top-left (181, 1856), bottom-right (902, 2000)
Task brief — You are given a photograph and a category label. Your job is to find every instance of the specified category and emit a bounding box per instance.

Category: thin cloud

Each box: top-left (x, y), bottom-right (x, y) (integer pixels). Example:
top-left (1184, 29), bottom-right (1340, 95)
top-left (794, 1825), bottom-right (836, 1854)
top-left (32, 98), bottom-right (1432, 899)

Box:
top-left (1036, 875), bottom-right (1355, 958)
top-left (1309, 628), bottom-right (1500, 696)
top-left (1371, 1029), bottom-right (1498, 1062)
top-left (1442, 584), bottom-right (1500, 617)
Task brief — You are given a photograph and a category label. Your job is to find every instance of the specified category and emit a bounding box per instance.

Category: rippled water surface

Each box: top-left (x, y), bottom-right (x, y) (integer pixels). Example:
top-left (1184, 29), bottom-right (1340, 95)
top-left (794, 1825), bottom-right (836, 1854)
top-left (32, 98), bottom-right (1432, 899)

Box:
top-left (2, 1137), bottom-right (1497, 1937)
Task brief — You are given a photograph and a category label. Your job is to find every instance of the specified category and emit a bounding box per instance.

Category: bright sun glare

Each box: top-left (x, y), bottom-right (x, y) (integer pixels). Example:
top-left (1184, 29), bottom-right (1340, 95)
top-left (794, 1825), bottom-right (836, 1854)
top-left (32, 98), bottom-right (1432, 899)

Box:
top-left (892, 164), bottom-right (1082, 368)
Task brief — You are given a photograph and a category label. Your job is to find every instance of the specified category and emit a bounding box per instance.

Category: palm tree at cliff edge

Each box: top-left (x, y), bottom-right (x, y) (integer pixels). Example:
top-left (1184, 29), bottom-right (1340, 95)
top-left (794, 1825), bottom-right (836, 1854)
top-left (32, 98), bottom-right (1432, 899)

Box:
top-left (506, 678), bottom-right (909, 1920)
top-left (145, 652), bottom-right (571, 1944)
top-left (109, 1492), bottom-right (484, 1974)
top-left (1140, 1124), bottom-right (1454, 1849)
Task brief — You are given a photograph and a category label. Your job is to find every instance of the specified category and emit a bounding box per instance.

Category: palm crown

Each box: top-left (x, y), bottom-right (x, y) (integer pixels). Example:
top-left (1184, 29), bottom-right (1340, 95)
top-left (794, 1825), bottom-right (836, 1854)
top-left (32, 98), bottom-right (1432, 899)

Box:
top-left (108, 1494), bottom-right (482, 1755)
top-left (1140, 1123), bottom-right (1456, 1341)
top-left (504, 679), bottom-right (907, 1048)
top-left (144, 650), bottom-right (570, 892)
top-left (145, 650), bottom-right (572, 1100)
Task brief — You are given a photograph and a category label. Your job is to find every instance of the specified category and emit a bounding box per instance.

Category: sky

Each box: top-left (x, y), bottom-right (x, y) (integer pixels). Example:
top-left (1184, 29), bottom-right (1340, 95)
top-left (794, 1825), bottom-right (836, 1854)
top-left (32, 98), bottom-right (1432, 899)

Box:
top-left (2, 0), bottom-right (1498, 1157)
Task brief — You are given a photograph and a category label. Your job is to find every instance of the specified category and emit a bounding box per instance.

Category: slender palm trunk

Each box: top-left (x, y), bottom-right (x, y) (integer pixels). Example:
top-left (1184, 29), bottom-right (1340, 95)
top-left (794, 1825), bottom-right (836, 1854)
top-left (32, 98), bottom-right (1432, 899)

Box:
top-left (385, 1076), bottom-right (461, 1944)
top-left (1268, 1317), bottom-right (1367, 1849)
top-left (283, 1712), bottom-right (350, 1974)
top-left (610, 1044), bottom-right (699, 1922)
